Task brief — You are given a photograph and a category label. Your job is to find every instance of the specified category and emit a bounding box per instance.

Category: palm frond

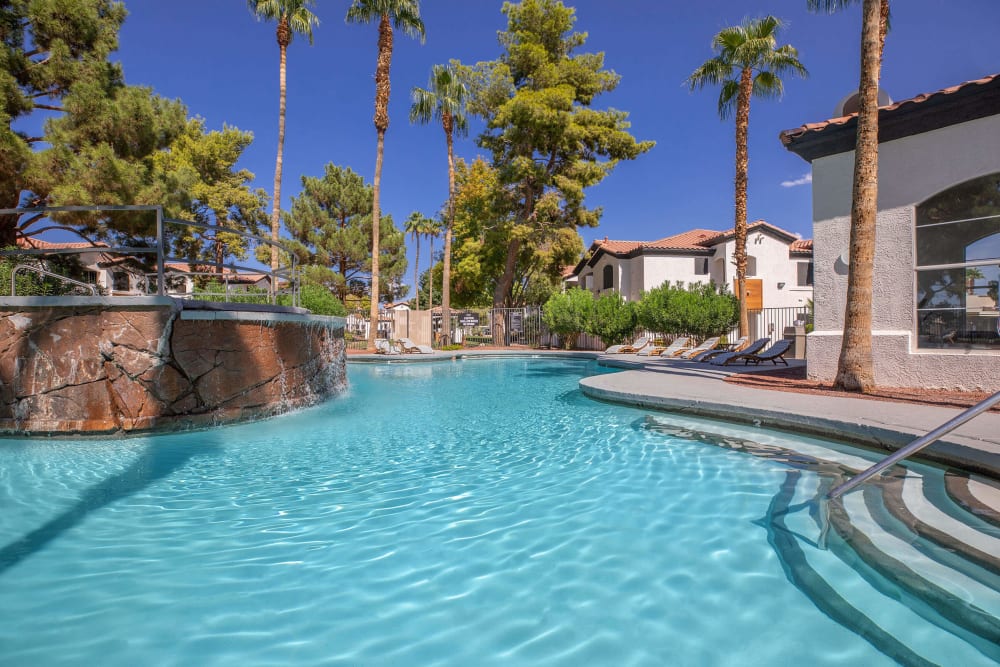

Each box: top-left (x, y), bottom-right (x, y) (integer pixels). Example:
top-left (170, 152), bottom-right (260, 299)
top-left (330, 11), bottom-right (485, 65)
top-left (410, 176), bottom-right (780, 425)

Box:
top-left (717, 79), bottom-right (739, 120)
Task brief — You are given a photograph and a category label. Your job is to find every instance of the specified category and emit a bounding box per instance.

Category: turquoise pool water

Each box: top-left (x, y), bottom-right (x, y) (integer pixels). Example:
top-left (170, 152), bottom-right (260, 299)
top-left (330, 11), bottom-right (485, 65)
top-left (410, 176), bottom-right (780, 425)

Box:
top-left (0, 358), bottom-right (991, 665)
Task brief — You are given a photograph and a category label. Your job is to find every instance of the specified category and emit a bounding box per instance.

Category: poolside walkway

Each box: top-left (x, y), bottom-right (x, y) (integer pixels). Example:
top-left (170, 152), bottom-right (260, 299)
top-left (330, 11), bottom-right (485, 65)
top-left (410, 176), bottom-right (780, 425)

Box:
top-left (582, 355), bottom-right (1000, 479)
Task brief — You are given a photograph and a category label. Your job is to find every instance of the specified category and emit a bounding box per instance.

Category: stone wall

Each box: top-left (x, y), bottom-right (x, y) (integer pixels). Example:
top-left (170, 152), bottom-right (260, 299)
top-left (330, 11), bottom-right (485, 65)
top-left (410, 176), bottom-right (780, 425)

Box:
top-left (0, 298), bottom-right (346, 435)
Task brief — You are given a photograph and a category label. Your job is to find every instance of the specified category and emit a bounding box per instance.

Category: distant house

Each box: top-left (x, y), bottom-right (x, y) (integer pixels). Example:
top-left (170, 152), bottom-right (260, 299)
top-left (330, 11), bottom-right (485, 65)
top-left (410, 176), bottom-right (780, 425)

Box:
top-left (565, 220), bottom-right (813, 310)
top-left (781, 73), bottom-right (1000, 390)
top-left (15, 238), bottom-right (270, 297)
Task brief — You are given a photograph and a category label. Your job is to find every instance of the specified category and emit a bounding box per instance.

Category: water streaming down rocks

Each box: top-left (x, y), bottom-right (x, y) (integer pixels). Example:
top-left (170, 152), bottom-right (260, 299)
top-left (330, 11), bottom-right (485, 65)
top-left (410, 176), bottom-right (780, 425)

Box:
top-left (0, 298), bottom-right (347, 435)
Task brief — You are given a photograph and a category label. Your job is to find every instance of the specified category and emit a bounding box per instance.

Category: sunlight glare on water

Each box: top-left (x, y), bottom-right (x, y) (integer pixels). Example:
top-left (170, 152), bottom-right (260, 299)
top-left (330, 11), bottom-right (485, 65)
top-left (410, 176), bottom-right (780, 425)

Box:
top-left (0, 358), bottom-right (895, 666)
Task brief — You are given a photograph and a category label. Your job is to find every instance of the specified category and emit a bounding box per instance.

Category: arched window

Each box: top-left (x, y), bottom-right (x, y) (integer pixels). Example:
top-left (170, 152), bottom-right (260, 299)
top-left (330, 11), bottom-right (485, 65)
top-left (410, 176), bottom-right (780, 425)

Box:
top-left (603, 264), bottom-right (614, 290)
top-left (915, 173), bottom-right (1000, 350)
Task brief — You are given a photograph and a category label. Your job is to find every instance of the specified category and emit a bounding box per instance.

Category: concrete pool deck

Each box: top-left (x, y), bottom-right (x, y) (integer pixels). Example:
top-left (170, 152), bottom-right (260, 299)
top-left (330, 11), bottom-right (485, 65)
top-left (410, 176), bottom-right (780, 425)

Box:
top-left (348, 349), bottom-right (999, 480)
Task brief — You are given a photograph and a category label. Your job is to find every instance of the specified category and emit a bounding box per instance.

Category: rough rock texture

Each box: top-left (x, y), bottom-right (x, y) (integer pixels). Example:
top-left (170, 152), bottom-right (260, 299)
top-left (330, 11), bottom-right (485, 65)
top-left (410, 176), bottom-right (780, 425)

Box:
top-left (0, 303), bottom-right (346, 435)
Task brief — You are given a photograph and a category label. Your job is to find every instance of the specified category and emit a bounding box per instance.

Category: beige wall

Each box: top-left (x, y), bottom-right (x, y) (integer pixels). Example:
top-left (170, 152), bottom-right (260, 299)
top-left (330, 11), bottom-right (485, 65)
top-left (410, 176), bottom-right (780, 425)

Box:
top-left (808, 114), bottom-right (1000, 391)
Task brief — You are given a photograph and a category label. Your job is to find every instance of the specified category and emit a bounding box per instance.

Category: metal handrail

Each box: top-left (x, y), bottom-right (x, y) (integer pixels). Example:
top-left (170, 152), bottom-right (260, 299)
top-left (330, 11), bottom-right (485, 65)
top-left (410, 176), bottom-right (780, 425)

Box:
top-left (11, 264), bottom-right (98, 296)
top-left (0, 205), bottom-right (299, 307)
top-left (827, 389), bottom-right (1000, 499)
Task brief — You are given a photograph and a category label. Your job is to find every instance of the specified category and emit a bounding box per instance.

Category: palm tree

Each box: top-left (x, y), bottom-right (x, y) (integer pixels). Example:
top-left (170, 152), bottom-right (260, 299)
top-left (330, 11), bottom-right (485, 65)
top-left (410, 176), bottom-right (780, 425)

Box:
top-left (404, 211), bottom-right (434, 310)
top-left (410, 64), bottom-right (469, 345)
top-left (247, 0), bottom-right (319, 283)
top-left (808, 0), bottom-right (890, 392)
top-left (346, 0), bottom-right (425, 350)
top-left (688, 16), bottom-right (806, 339)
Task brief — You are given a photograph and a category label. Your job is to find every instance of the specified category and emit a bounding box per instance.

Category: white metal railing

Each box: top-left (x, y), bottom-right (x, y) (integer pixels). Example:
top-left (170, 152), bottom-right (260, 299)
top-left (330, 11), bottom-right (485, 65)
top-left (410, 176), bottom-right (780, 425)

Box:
top-left (0, 205), bottom-right (298, 306)
top-left (827, 389), bottom-right (1000, 499)
top-left (11, 264), bottom-right (98, 296)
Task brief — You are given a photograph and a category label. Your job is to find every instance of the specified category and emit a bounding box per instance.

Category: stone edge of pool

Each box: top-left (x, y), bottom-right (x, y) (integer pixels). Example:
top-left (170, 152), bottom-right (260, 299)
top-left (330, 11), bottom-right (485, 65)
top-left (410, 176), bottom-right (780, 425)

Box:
top-left (350, 350), bottom-right (999, 480)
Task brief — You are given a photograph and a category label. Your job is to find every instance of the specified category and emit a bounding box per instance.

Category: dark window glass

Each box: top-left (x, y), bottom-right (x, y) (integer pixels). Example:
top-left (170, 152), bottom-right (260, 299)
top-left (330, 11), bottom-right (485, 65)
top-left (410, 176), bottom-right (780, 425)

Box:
top-left (603, 265), bottom-right (614, 289)
top-left (797, 262), bottom-right (814, 286)
top-left (915, 173), bottom-right (1000, 350)
top-left (694, 257), bottom-right (708, 275)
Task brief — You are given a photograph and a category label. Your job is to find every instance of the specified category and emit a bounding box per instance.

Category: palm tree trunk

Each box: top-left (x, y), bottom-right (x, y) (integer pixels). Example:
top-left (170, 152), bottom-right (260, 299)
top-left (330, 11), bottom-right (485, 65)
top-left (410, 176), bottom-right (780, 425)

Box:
top-left (428, 233), bottom-right (434, 308)
top-left (441, 115), bottom-right (455, 346)
top-left (367, 14), bottom-right (393, 351)
top-left (369, 130), bottom-right (384, 349)
top-left (734, 67), bottom-right (752, 339)
top-left (834, 0), bottom-right (883, 393)
top-left (413, 232), bottom-right (420, 311)
top-left (270, 21), bottom-right (290, 284)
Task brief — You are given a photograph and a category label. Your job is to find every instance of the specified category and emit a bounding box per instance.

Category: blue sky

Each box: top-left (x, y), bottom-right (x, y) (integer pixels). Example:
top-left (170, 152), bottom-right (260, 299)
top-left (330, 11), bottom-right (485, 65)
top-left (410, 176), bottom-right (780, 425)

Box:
top-left (113, 0), bottom-right (999, 287)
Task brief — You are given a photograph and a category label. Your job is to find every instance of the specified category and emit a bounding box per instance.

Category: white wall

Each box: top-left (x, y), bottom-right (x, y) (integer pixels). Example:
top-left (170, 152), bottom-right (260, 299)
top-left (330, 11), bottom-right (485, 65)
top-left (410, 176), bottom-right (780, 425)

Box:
top-left (714, 235), bottom-right (812, 308)
top-left (808, 114), bottom-right (1000, 390)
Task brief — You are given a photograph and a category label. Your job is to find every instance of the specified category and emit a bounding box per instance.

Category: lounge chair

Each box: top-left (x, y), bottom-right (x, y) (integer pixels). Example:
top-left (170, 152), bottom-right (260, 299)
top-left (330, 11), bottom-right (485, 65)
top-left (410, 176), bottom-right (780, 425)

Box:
top-left (606, 337), bottom-right (650, 354)
top-left (741, 339), bottom-right (792, 365)
top-left (619, 337), bottom-right (653, 354)
top-left (374, 338), bottom-right (402, 355)
top-left (678, 336), bottom-right (720, 359)
top-left (692, 336), bottom-right (748, 362)
top-left (640, 336), bottom-right (690, 357)
top-left (398, 337), bottom-right (434, 354)
top-left (709, 337), bottom-right (770, 365)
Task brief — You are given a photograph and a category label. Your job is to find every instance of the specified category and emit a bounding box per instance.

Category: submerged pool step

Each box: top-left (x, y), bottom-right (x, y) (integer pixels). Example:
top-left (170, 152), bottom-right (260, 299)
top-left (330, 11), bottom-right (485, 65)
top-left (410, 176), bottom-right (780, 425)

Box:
top-left (779, 474), bottom-right (988, 666)
top-left (830, 487), bottom-right (1000, 661)
top-left (641, 414), bottom-right (1000, 664)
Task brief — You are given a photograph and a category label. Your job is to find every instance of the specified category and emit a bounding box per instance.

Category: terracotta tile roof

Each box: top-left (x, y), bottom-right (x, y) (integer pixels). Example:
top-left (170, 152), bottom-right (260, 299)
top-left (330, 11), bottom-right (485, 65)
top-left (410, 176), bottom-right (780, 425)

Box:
top-left (645, 228), bottom-right (720, 251)
top-left (781, 73), bottom-right (1000, 161)
top-left (595, 239), bottom-right (643, 254)
top-left (566, 222), bottom-right (813, 278)
top-left (560, 264), bottom-right (578, 279)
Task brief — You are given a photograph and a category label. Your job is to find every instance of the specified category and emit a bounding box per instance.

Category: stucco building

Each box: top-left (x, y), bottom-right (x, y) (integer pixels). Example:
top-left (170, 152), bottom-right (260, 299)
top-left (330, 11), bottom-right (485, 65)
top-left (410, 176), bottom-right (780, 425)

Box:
top-left (565, 220), bottom-right (813, 310)
top-left (781, 73), bottom-right (1000, 391)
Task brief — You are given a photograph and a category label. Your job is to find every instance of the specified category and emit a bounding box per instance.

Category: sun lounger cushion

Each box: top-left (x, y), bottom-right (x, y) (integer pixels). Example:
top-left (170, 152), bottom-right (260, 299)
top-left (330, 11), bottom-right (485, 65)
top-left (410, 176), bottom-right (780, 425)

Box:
top-left (741, 339), bottom-right (792, 365)
top-left (709, 338), bottom-right (770, 365)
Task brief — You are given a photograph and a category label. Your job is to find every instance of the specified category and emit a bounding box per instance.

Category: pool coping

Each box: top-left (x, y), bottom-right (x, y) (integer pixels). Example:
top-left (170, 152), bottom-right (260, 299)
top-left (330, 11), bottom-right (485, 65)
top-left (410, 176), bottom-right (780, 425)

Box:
top-left (348, 350), bottom-right (999, 480)
top-left (579, 356), bottom-right (1000, 481)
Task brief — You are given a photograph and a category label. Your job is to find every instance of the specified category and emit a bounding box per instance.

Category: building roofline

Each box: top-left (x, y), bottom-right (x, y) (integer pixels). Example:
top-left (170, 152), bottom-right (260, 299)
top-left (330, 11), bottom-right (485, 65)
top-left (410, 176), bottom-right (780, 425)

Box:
top-left (780, 73), bottom-right (1000, 162)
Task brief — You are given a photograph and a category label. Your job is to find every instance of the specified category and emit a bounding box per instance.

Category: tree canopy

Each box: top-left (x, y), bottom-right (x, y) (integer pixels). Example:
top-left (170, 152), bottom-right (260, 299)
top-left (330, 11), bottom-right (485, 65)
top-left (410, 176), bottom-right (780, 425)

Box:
top-left (453, 0), bottom-right (653, 318)
top-left (283, 163), bottom-right (406, 303)
top-left (1, 0), bottom-right (194, 246)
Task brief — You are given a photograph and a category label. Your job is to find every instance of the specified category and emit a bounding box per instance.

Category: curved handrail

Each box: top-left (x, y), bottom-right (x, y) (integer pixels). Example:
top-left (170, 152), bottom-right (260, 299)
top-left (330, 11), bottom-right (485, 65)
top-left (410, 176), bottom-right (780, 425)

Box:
top-left (11, 264), bottom-right (98, 296)
top-left (827, 389), bottom-right (1000, 499)
top-left (0, 205), bottom-right (299, 307)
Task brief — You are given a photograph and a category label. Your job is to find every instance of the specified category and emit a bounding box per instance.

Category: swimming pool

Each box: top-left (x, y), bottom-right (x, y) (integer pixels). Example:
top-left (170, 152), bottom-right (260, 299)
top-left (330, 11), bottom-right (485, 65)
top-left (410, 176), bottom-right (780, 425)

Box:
top-left (0, 358), bottom-right (996, 665)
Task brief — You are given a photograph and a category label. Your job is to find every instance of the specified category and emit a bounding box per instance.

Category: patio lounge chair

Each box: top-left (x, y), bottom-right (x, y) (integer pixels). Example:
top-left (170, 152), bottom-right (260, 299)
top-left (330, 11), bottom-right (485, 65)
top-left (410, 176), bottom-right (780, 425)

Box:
top-left (640, 336), bottom-right (690, 357)
top-left (606, 337), bottom-right (650, 354)
top-left (692, 336), bottom-right (747, 362)
top-left (398, 337), bottom-right (434, 354)
top-left (709, 337), bottom-right (770, 366)
top-left (374, 338), bottom-right (402, 355)
top-left (741, 339), bottom-right (792, 366)
top-left (678, 336), bottom-right (721, 359)
top-left (619, 337), bottom-right (654, 354)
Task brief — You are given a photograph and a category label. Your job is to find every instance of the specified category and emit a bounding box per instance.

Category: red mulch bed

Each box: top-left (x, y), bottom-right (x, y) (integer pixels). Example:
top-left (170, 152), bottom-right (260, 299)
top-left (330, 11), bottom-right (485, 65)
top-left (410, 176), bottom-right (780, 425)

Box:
top-left (725, 365), bottom-right (999, 411)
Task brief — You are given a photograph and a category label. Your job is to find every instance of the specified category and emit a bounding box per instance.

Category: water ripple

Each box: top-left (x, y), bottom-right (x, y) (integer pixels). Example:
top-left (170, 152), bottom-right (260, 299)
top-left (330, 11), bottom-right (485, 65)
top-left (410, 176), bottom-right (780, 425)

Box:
top-left (0, 359), bottom-right (900, 666)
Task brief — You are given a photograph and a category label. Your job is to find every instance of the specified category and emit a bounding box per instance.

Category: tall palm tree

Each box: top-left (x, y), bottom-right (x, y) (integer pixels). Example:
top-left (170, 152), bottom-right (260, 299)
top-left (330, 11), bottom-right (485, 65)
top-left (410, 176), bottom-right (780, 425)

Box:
top-left (247, 0), bottom-right (319, 282)
top-left (346, 0), bottom-right (425, 350)
top-left (410, 64), bottom-right (469, 345)
top-left (404, 211), bottom-right (434, 310)
top-left (688, 16), bottom-right (806, 339)
top-left (808, 0), bottom-right (890, 392)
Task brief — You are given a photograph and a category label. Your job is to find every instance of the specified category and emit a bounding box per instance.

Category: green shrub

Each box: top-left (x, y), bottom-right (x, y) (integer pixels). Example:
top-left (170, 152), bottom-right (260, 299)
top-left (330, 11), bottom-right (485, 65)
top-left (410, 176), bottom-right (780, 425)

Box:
top-left (292, 282), bottom-right (347, 316)
top-left (637, 281), bottom-right (737, 339)
top-left (588, 291), bottom-right (637, 347)
top-left (542, 288), bottom-right (594, 349)
top-left (0, 253), bottom-right (83, 297)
